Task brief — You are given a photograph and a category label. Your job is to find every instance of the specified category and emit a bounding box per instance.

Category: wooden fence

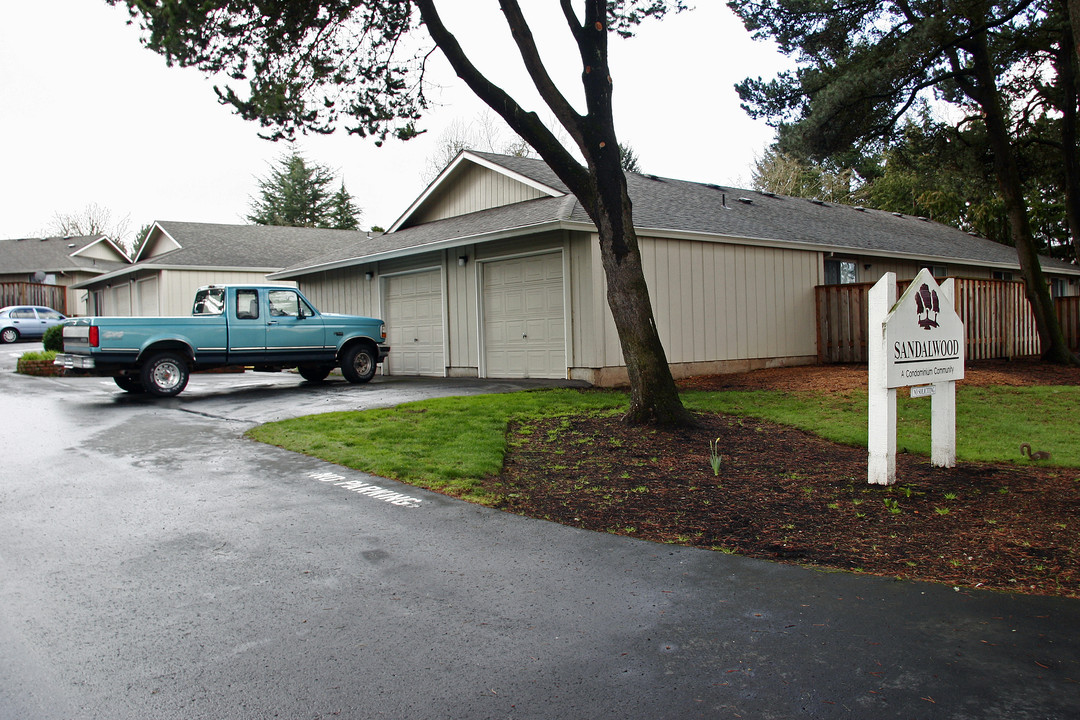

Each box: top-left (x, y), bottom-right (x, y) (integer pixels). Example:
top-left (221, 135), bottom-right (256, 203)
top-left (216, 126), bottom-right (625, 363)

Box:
top-left (816, 278), bottom-right (1080, 364)
top-left (0, 282), bottom-right (68, 314)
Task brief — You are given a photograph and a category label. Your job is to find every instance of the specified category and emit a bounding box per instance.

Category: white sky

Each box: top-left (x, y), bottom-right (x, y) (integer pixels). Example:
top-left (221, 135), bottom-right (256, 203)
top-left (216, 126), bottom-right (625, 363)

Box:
top-left (0, 1), bottom-right (792, 243)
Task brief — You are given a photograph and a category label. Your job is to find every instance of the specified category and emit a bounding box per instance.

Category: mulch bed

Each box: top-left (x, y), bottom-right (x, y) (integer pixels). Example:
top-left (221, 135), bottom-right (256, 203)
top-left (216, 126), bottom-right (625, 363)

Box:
top-left (493, 359), bottom-right (1080, 598)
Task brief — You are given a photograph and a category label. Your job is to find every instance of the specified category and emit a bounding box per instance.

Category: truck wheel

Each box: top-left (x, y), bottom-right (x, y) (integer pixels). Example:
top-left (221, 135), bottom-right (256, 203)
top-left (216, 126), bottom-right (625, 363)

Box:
top-left (1, 327), bottom-right (18, 343)
top-left (141, 352), bottom-right (190, 397)
top-left (340, 345), bottom-right (376, 384)
top-left (114, 374), bottom-right (145, 393)
top-left (298, 364), bottom-right (332, 382)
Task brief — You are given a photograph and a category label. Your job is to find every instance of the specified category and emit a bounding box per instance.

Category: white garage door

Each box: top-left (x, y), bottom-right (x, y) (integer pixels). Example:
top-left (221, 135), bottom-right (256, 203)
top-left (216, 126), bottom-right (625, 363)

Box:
top-left (483, 253), bottom-right (565, 379)
top-left (385, 271), bottom-right (444, 376)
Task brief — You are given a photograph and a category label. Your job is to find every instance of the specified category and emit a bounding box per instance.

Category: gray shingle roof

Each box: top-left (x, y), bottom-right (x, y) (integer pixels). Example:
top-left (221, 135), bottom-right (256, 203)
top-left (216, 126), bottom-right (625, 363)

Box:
top-left (142, 221), bottom-right (372, 268)
top-left (271, 151), bottom-right (1079, 278)
top-left (0, 235), bottom-right (128, 275)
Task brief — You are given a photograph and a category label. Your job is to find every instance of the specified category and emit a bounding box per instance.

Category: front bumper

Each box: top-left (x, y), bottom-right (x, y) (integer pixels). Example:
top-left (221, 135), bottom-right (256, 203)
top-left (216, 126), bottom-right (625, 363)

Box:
top-left (54, 353), bottom-right (95, 370)
top-left (378, 345), bottom-right (391, 362)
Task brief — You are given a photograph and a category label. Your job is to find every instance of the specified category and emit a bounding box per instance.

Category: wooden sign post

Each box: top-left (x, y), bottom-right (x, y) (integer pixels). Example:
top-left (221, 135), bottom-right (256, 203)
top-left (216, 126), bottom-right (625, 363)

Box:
top-left (868, 270), bottom-right (965, 485)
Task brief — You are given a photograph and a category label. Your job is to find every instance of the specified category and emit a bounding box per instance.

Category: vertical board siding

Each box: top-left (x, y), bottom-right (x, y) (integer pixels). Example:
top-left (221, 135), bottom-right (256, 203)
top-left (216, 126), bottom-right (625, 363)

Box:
top-left (410, 164), bottom-right (547, 224)
top-left (816, 278), bottom-right (1072, 362)
top-left (606, 238), bottom-right (819, 367)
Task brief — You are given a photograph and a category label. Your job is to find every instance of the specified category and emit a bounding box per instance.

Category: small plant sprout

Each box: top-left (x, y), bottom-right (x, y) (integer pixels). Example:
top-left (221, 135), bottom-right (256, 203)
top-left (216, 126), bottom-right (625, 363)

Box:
top-left (708, 438), bottom-right (723, 477)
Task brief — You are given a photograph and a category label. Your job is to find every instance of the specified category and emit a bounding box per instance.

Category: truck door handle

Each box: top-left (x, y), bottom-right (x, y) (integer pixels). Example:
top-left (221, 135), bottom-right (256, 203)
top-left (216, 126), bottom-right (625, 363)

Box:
top-left (267, 321), bottom-right (279, 326)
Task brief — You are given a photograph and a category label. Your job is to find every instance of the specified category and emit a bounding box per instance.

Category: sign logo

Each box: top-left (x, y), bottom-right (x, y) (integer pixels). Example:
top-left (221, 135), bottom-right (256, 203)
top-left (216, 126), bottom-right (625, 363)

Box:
top-left (914, 283), bottom-right (939, 329)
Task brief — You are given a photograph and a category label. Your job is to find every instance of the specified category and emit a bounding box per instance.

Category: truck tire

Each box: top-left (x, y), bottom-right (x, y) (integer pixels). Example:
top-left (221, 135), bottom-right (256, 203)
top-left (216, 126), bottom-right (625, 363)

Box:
top-left (298, 364), bottom-right (333, 382)
top-left (114, 374), bottom-right (145, 393)
top-left (141, 352), bottom-right (190, 397)
top-left (340, 344), bottom-right (376, 384)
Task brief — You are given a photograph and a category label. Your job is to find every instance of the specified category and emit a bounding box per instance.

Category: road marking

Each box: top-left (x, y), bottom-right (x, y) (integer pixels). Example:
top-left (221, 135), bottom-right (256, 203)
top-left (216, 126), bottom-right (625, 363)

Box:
top-left (307, 471), bottom-right (423, 508)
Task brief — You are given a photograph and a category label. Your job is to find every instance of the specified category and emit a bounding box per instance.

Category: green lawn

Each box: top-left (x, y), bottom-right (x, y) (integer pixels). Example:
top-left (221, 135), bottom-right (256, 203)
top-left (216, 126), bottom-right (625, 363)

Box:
top-left (245, 384), bottom-right (1080, 503)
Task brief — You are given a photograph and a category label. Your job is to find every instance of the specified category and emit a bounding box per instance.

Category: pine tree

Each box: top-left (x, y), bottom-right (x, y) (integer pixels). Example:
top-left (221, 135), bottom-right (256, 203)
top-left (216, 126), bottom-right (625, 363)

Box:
top-left (247, 151), bottom-right (357, 229)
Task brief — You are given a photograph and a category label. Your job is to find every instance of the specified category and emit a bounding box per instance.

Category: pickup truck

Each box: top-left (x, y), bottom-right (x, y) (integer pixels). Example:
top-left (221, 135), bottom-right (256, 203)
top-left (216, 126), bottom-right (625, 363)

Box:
top-left (55, 285), bottom-right (390, 397)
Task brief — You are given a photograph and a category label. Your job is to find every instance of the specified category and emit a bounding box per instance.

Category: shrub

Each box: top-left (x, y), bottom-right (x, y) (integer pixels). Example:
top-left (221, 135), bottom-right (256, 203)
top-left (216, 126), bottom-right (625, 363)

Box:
top-left (43, 323), bottom-right (64, 352)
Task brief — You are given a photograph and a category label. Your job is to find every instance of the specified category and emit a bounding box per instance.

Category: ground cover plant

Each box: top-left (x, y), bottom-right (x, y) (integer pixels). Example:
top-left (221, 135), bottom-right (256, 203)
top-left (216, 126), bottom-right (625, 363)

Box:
top-left (247, 359), bottom-right (1080, 597)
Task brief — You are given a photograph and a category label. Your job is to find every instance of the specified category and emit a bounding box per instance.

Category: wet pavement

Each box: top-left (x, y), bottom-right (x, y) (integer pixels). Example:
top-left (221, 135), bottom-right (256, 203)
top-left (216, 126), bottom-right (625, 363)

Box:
top-left (1, 348), bottom-right (1078, 719)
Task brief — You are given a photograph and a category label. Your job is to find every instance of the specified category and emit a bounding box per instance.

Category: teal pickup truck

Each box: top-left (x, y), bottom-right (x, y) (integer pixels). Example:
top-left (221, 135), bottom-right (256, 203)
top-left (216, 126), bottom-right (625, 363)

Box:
top-left (55, 285), bottom-right (390, 397)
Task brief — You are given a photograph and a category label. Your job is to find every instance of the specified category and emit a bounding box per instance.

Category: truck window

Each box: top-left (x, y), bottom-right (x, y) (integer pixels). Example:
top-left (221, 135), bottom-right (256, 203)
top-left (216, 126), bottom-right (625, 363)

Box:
top-left (193, 288), bottom-right (226, 316)
top-left (268, 290), bottom-right (305, 318)
top-left (236, 289), bottom-right (260, 319)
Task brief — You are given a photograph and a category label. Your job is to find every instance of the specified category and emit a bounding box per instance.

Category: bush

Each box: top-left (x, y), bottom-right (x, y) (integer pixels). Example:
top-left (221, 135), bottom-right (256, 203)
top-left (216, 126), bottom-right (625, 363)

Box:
top-left (43, 324), bottom-right (64, 352)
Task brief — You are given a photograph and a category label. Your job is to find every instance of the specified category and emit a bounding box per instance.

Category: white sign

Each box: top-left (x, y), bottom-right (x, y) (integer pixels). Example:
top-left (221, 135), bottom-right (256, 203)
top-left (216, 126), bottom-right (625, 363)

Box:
top-left (868, 271), bottom-right (964, 485)
top-left (885, 269), bottom-right (965, 388)
top-left (910, 385), bottom-right (936, 398)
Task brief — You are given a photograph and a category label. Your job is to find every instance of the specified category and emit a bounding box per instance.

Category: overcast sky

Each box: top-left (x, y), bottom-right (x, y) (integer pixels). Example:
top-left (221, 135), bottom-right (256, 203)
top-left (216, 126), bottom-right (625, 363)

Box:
top-left (0, 1), bottom-right (792, 244)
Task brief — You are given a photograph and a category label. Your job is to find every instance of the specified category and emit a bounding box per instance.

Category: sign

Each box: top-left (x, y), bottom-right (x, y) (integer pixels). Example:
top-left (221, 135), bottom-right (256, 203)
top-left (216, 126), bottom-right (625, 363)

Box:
top-left (868, 271), bottom-right (964, 485)
top-left (885, 269), bottom-right (965, 388)
top-left (910, 384), bottom-right (936, 398)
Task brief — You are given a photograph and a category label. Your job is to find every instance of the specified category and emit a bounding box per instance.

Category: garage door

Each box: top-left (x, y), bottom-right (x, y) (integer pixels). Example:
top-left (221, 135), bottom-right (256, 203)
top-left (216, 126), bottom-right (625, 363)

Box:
top-left (384, 271), bottom-right (444, 376)
top-left (483, 253), bottom-right (565, 379)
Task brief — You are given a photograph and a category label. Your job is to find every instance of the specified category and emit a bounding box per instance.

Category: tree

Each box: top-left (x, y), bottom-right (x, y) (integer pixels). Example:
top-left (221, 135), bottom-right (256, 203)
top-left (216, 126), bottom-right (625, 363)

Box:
top-left (48, 202), bottom-right (130, 242)
top-left (751, 147), bottom-right (865, 205)
top-left (247, 151), bottom-right (360, 229)
top-left (619, 143), bottom-right (642, 173)
top-left (330, 183), bottom-right (363, 231)
top-left (730, 0), bottom-right (1077, 365)
top-left (113, 0), bottom-right (693, 425)
top-left (422, 111), bottom-right (534, 182)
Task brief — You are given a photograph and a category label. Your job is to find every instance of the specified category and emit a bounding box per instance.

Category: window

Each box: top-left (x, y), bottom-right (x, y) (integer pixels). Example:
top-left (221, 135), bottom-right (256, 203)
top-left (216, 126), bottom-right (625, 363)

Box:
top-left (928, 265), bottom-right (947, 278)
top-left (1050, 278), bottom-right (1066, 298)
top-left (193, 287), bottom-right (225, 315)
top-left (992, 271), bottom-right (1013, 281)
top-left (37, 309), bottom-right (63, 320)
top-left (268, 289), bottom-right (313, 318)
top-left (235, 289), bottom-right (260, 319)
top-left (11, 308), bottom-right (36, 319)
top-left (824, 259), bottom-right (857, 285)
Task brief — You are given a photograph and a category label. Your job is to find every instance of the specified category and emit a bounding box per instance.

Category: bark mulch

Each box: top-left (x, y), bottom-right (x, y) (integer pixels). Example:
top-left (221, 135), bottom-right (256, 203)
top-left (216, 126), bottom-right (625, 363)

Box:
top-left (492, 359), bottom-right (1080, 598)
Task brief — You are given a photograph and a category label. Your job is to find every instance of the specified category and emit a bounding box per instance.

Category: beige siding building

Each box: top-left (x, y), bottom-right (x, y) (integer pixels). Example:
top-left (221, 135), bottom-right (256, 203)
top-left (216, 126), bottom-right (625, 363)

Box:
top-left (74, 221), bottom-right (372, 316)
top-left (272, 151), bottom-right (1080, 385)
top-left (0, 235), bottom-right (130, 315)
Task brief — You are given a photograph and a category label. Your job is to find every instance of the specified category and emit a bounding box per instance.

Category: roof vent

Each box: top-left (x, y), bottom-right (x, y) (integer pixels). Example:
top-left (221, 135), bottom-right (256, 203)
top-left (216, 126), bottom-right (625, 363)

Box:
top-left (67, 243), bottom-right (76, 248)
top-left (757, 190), bottom-right (777, 198)
top-left (854, 206), bottom-right (867, 212)
top-left (737, 197), bottom-right (754, 205)
top-left (705, 183), bottom-right (724, 191)
top-left (645, 174), bottom-right (666, 183)
top-left (892, 212), bottom-right (904, 218)
top-left (918, 216), bottom-right (930, 222)
top-left (809, 199), bottom-right (826, 206)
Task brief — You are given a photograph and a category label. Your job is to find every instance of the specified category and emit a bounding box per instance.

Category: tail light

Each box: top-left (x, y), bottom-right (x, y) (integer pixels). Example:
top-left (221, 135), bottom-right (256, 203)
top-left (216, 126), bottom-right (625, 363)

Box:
top-left (89, 326), bottom-right (99, 347)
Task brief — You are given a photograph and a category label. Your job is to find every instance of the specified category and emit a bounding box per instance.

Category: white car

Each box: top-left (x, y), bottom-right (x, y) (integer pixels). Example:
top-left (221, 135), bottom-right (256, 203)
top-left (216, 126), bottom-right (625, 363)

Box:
top-left (0, 305), bottom-right (67, 343)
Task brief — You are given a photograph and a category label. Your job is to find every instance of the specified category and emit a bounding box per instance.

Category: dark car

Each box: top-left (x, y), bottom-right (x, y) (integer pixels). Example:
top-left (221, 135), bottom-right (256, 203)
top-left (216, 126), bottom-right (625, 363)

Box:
top-left (0, 305), bottom-right (67, 343)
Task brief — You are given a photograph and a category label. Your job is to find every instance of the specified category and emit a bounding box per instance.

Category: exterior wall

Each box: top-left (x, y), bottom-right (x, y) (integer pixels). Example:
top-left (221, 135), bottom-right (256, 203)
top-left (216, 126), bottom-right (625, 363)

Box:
top-left (85, 270), bottom-right (291, 316)
top-left (408, 163), bottom-right (549, 225)
top-left (568, 235), bottom-right (822, 385)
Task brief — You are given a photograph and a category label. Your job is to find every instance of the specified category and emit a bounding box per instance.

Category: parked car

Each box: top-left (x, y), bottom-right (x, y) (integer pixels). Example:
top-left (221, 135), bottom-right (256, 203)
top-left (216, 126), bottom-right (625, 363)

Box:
top-left (0, 305), bottom-right (67, 343)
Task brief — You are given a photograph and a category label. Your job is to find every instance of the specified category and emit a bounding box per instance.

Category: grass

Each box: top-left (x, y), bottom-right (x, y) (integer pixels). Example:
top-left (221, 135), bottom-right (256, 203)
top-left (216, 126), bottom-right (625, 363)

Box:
top-left (245, 384), bottom-right (1080, 504)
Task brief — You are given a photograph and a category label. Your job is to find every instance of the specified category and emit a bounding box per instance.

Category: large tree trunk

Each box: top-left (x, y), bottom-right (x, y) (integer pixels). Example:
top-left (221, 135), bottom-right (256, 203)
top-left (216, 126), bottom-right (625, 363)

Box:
top-left (416, 0), bottom-right (694, 425)
top-left (970, 34), bottom-right (1076, 364)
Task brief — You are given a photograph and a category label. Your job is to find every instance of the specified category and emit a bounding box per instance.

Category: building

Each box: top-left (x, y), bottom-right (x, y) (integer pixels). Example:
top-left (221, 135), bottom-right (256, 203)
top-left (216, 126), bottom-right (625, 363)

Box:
top-left (74, 221), bottom-right (373, 316)
top-left (0, 235), bottom-right (130, 315)
top-left (268, 151), bottom-right (1080, 384)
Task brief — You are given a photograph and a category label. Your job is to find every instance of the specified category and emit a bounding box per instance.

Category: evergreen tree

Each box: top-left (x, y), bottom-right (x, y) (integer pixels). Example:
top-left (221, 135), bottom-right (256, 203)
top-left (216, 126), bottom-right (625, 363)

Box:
top-left (329, 182), bottom-right (362, 231)
top-left (247, 151), bottom-right (357, 229)
top-left (730, 0), bottom-right (1077, 365)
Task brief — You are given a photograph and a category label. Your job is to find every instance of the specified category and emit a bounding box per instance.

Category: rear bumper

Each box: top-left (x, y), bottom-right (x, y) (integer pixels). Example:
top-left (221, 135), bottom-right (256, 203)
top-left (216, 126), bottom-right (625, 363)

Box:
top-left (54, 353), bottom-right (95, 370)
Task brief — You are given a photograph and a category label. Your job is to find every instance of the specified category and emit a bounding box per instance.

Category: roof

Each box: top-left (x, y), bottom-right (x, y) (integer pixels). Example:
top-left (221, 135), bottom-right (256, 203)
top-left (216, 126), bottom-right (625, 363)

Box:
top-left (79, 221), bottom-right (374, 287)
top-left (273, 151), bottom-right (1080, 278)
top-left (0, 235), bottom-right (129, 275)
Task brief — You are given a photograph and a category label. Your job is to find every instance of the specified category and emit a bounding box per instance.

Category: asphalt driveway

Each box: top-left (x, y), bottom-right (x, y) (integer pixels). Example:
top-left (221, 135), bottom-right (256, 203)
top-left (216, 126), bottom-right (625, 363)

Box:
top-left (1, 357), bottom-right (1078, 719)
